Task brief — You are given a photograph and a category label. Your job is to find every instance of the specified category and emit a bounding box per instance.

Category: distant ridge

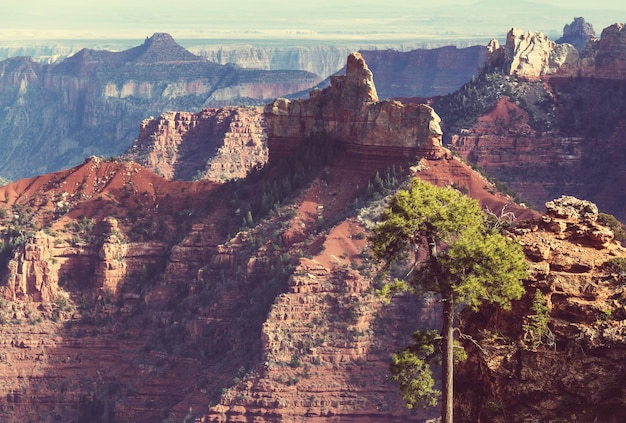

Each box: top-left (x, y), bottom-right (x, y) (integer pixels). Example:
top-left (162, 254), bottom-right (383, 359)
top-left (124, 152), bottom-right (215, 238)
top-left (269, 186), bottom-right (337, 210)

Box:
top-left (60, 33), bottom-right (205, 68)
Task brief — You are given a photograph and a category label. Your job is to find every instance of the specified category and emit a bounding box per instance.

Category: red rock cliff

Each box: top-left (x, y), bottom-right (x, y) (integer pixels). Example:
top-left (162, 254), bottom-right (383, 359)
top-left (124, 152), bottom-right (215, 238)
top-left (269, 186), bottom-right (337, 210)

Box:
top-left (125, 107), bottom-right (268, 182)
top-left (456, 196), bottom-right (626, 422)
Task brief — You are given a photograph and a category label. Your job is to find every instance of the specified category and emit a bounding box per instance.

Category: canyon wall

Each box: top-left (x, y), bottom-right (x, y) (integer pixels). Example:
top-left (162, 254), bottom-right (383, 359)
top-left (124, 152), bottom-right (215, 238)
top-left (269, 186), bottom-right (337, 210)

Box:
top-left (359, 45), bottom-right (487, 98)
top-left (125, 107), bottom-right (268, 182)
top-left (129, 52), bottom-right (448, 182)
top-left (456, 196), bottom-right (626, 422)
top-left (0, 33), bottom-right (318, 181)
top-left (191, 45), bottom-right (352, 80)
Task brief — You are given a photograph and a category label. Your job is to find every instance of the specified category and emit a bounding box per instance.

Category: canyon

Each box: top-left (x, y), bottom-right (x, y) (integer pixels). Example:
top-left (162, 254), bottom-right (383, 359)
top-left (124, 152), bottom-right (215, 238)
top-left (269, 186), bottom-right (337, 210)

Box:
top-left (0, 52), bottom-right (535, 422)
top-left (1, 19), bottom-right (626, 423)
top-left (0, 33), bottom-right (491, 182)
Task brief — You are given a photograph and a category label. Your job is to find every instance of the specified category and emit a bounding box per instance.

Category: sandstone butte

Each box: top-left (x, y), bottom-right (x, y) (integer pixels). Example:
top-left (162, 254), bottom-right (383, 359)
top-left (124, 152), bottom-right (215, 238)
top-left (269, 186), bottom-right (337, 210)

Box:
top-left (127, 52), bottom-right (447, 181)
top-left (0, 49), bottom-right (624, 423)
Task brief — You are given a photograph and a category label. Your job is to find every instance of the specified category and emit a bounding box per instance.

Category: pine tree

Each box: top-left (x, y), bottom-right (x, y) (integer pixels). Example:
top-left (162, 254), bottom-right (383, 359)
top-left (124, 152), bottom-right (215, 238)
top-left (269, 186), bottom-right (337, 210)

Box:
top-left (370, 178), bottom-right (527, 423)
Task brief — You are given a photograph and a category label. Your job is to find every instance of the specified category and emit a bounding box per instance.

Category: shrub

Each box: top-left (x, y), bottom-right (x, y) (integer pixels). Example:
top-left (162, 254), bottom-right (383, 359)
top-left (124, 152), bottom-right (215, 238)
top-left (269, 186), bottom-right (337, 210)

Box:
top-left (597, 213), bottom-right (626, 241)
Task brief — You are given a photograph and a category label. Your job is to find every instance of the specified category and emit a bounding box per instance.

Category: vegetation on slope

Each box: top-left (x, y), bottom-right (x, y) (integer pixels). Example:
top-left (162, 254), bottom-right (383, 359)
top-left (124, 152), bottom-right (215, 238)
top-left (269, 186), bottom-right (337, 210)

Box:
top-left (434, 71), bottom-right (557, 141)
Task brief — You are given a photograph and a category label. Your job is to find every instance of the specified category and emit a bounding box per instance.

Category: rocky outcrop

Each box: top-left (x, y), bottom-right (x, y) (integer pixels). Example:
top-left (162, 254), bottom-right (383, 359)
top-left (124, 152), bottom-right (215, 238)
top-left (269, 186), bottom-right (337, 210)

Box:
top-left (125, 107), bottom-right (268, 182)
top-left (265, 52), bottom-right (445, 164)
top-left (594, 23), bottom-right (626, 78)
top-left (456, 196), bottom-right (626, 422)
top-left (0, 33), bottom-right (318, 181)
top-left (449, 96), bottom-right (585, 208)
top-left (205, 253), bottom-right (439, 423)
top-left (448, 33), bottom-right (626, 219)
top-left (486, 28), bottom-right (579, 79)
top-left (556, 17), bottom-right (596, 51)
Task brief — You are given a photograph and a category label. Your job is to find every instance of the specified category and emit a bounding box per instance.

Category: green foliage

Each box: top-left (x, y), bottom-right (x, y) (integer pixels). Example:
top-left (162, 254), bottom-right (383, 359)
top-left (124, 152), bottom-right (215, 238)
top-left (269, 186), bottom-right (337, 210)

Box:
top-left (522, 289), bottom-right (551, 351)
top-left (225, 133), bottom-right (339, 228)
top-left (441, 229), bottom-right (527, 311)
top-left (371, 178), bottom-right (484, 273)
top-left (372, 178), bottom-right (527, 304)
top-left (0, 204), bottom-right (38, 274)
top-left (605, 257), bottom-right (626, 280)
top-left (607, 257), bottom-right (626, 272)
top-left (377, 278), bottom-right (412, 303)
top-left (390, 330), bottom-right (440, 409)
top-left (72, 216), bottom-right (96, 243)
top-left (364, 166), bottom-right (403, 200)
top-left (597, 212), bottom-right (626, 242)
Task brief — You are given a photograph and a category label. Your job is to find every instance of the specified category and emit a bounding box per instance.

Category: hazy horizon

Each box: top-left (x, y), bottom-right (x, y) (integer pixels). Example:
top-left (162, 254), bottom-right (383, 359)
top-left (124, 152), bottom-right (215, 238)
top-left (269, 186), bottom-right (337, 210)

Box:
top-left (1, 0), bottom-right (624, 45)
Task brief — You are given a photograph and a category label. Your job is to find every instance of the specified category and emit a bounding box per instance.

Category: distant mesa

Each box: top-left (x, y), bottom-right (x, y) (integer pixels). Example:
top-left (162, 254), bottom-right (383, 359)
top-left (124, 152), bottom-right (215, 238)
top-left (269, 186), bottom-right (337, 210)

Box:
top-left (61, 33), bottom-right (205, 67)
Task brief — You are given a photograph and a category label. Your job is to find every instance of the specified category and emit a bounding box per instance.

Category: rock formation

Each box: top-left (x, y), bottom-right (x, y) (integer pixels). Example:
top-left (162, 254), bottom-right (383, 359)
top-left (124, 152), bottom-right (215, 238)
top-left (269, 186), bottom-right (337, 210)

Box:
top-left (486, 28), bottom-right (579, 79)
top-left (125, 107), bottom-right (268, 182)
top-left (445, 23), bottom-right (626, 219)
top-left (265, 52), bottom-right (445, 163)
top-left (456, 196), bottom-right (626, 422)
top-left (594, 23), bottom-right (626, 78)
top-left (556, 17), bottom-right (596, 51)
top-left (0, 33), bottom-right (318, 181)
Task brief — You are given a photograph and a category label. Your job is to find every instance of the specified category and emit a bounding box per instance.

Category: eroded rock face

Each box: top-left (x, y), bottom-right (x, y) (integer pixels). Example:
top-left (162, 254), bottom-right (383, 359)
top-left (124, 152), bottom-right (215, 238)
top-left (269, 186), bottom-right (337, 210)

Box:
top-left (359, 45), bottom-right (488, 98)
top-left (455, 197), bottom-right (626, 422)
top-left (264, 52), bottom-right (445, 162)
top-left (486, 28), bottom-right (579, 79)
top-left (205, 258), bottom-right (439, 423)
top-left (0, 33), bottom-right (318, 181)
top-left (595, 23), bottom-right (626, 77)
top-left (0, 217), bottom-right (168, 303)
top-left (125, 107), bottom-right (268, 182)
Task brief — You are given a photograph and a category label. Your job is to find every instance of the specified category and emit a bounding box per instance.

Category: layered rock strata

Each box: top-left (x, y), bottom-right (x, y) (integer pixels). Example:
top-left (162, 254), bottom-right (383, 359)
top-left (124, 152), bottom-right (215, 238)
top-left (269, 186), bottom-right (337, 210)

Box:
top-left (264, 52), bottom-right (445, 164)
top-left (456, 196), bottom-right (626, 422)
top-left (125, 107), bottom-right (268, 182)
top-left (205, 255), bottom-right (439, 422)
top-left (0, 33), bottom-right (318, 180)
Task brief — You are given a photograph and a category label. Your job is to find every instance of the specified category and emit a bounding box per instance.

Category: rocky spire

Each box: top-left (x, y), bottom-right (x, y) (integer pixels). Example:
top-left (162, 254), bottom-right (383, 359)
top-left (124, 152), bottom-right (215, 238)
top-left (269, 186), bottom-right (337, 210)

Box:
top-left (557, 17), bottom-right (596, 51)
top-left (340, 52), bottom-right (379, 109)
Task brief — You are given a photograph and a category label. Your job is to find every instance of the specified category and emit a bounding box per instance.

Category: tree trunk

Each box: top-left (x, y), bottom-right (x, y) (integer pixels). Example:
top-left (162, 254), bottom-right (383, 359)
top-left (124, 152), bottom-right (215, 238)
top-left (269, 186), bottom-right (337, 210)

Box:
top-left (441, 291), bottom-right (454, 423)
top-left (428, 235), bottom-right (454, 423)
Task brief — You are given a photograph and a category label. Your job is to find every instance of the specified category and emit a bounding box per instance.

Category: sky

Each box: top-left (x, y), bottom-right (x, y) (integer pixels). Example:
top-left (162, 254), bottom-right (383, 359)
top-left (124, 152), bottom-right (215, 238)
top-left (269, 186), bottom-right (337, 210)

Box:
top-left (0, 0), bottom-right (624, 44)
